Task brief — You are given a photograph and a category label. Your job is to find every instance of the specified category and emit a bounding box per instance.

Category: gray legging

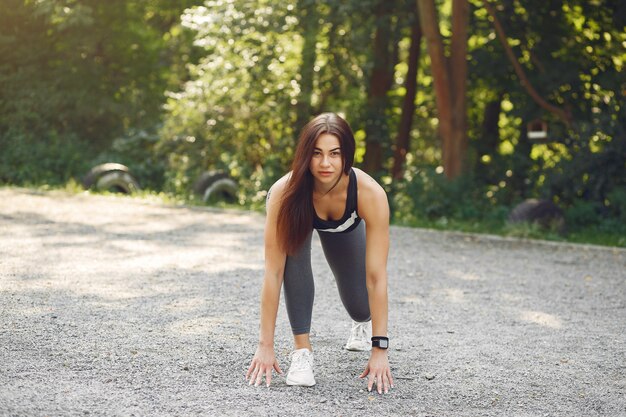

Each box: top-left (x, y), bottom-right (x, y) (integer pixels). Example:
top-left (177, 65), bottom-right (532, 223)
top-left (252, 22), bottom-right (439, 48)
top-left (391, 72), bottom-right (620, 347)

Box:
top-left (283, 221), bottom-right (371, 335)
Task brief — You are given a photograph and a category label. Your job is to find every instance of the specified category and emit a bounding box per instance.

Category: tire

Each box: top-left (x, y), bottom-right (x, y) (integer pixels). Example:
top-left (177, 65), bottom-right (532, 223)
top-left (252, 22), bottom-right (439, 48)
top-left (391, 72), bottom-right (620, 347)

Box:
top-left (508, 199), bottom-right (566, 234)
top-left (82, 163), bottom-right (141, 194)
top-left (193, 171), bottom-right (238, 203)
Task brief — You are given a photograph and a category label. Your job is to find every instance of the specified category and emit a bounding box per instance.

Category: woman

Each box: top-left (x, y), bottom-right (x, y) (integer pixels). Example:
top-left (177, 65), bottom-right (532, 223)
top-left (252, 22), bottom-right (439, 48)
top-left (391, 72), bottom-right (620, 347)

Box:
top-left (245, 113), bottom-right (394, 394)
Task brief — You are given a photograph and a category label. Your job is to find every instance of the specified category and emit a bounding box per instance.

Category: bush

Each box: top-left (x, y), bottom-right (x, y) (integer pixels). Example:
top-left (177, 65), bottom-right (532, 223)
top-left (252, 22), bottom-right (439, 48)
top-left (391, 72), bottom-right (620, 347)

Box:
top-left (605, 188), bottom-right (626, 224)
top-left (390, 166), bottom-right (507, 227)
top-left (0, 131), bottom-right (92, 186)
top-left (93, 129), bottom-right (166, 191)
top-left (564, 200), bottom-right (602, 229)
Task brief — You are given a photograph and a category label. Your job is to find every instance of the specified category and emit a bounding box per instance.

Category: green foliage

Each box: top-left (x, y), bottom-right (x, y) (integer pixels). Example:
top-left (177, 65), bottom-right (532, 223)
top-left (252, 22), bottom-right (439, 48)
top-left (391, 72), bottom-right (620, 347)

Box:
top-left (157, 0), bottom-right (304, 199)
top-left (465, 0), bottom-right (625, 235)
top-left (156, 0), bottom-right (395, 201)
top-left (564, 199), bottom-right (602, 228)
top-left (390, 166), bottom-right (509, 227)
top-left (94, 129), bottom-right (167, 191)
top-left (503, 221), bottom-right (553, 240)
top-left (0, 131), bottom-right (92, 185)
top-left (605, 188), bottom-right (626, 224)
top-left (2, 0), bottom-right (624, 247)
top-left (0, 0), bottom-right (201, 185)
top-left (563, 187), bottom-right (626, 243)
top-left (391, 158), bottom-right (625, 246)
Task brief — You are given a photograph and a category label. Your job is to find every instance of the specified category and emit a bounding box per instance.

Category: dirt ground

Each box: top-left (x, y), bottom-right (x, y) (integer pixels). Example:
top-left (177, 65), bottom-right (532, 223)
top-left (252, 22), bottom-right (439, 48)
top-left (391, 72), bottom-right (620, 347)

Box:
top-left (1, 187), bottom-right (625, 416)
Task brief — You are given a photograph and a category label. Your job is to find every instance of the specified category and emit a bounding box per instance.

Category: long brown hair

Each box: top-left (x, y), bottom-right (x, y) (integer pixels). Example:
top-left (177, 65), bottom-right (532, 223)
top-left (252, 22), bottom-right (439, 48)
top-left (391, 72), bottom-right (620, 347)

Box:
top-left (276, 113), bottom-right (356, 255)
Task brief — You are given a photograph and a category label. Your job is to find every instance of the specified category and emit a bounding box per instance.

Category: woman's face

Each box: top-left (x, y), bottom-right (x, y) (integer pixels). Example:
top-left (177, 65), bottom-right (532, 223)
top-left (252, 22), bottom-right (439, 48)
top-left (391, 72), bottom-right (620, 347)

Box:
top-left (309, 133), bottom-right (343, 186)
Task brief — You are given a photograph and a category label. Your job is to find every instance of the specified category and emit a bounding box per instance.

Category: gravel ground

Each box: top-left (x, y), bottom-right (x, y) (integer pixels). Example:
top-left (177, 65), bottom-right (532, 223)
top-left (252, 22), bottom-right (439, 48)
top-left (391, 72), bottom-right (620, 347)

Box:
top-left (1, 187), bottom-right (625, 417)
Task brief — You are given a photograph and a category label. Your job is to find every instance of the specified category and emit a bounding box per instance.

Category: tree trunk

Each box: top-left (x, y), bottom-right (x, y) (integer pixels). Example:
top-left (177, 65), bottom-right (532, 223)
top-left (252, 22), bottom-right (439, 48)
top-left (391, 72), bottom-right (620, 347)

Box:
top-left (362, 0), bottom-right (395, 175)
top-left (392, 11), bottom-right (422, 180)
top-left (511, 124), bottom-right (533, 200)
top-left (449, 0), bottom-right (469, 177)
top-left (295, 0), bottom-right (319, 137)
top-left (416, 0), bottom-right (469, 179)
top-left (481, 96), bottom-right (502, 154)
top-left (417, 0), bottom-right (452, 142)
top-left (476, 95), bottom-right (502, 183)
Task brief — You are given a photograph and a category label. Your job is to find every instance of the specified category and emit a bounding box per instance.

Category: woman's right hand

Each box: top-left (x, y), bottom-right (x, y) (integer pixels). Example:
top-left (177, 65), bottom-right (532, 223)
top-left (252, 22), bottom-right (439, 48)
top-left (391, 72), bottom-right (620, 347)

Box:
top-left (245, 344), bottom-right (282, 387)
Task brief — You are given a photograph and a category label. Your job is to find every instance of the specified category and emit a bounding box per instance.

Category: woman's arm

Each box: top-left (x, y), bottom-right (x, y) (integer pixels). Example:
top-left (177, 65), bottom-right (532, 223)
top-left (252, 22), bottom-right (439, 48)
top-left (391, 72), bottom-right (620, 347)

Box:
top-left (356, 171), bottom-right (394, 394)
top-left (245, 179), bottom-right (288, 387)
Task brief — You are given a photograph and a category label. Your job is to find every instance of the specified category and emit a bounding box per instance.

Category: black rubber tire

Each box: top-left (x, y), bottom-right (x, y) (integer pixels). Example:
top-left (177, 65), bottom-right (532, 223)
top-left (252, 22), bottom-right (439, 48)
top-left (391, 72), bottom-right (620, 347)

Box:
top-left (192, 171), bottom-right (238, 203)
top-left (82, 163), bottom-right (141, 194)
top-left (508, 199), bottom-right (566, 233)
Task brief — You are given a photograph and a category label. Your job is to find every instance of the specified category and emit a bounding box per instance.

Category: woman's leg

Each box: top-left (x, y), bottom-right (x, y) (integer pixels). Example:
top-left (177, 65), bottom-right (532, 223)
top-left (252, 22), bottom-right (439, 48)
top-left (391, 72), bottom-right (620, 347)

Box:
top-left (283, 231), bottom-right (315, 349)
top-left (317, 221), bottom-right (371, 322)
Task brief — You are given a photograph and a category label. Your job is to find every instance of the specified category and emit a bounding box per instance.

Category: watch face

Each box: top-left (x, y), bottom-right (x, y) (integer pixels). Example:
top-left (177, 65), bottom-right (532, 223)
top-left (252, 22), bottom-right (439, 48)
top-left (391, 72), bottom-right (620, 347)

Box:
top-left (379, 339), bottom-right (389, 348)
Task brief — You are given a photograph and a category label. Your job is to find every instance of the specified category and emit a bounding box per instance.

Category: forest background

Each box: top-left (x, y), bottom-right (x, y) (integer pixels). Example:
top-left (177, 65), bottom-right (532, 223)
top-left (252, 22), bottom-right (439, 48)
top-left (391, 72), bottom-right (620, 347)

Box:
top-left (1, 0), bottom-right (624, 246)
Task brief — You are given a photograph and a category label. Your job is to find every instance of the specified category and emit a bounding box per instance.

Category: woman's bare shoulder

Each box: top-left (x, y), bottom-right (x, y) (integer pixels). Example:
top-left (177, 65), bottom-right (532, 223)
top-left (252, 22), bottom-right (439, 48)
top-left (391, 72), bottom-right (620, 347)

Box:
top-left (267, 172), bottom-right (292, 202)
top-left (353, 167), bottom-right (389, 222)
top-left (353, 167), bottom-right (386, 197)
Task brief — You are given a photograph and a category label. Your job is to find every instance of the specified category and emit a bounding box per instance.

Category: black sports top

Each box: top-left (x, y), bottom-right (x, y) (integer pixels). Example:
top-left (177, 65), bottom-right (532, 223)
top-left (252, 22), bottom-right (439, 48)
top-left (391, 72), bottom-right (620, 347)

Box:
top-left (313, 168), bottom-right (362, 233)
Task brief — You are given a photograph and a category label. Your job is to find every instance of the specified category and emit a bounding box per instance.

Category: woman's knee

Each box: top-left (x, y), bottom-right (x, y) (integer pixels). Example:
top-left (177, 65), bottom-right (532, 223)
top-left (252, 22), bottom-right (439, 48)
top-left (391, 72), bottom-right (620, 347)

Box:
top-left (347, 306), bottom-right (371, 323)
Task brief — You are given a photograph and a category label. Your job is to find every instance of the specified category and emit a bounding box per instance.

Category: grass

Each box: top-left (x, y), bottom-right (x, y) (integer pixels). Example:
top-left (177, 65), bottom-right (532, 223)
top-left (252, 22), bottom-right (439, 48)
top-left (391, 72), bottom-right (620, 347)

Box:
top-left (393, 215), bottom-right (626, 248)
top-left (6, 182), bottom-right (625, 249)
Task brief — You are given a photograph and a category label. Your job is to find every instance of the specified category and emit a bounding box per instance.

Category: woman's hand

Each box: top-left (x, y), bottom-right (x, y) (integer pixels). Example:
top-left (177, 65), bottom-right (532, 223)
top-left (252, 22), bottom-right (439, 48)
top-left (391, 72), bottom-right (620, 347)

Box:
top-left (359, 348), bottom-right (394, 394)
top-left (246, 344), bottom-right (282, 387)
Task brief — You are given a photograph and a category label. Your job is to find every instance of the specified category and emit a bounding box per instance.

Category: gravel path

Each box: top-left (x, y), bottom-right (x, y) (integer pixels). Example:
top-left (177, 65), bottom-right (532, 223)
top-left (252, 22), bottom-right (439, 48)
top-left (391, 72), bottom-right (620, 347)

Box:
top-left (1, 188), bottom-right (625, 416)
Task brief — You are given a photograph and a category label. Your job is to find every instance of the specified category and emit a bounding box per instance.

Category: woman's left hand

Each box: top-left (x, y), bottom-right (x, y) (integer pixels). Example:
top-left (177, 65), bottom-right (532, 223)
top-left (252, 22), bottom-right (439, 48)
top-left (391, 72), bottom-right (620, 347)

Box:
top-left (359, 348), bottom-right (394, 394)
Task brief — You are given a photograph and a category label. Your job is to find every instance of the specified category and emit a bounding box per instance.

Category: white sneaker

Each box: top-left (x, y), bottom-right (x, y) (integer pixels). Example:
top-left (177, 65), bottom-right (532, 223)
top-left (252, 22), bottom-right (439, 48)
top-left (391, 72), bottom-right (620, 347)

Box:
top-left (344, 320), bottom-right (372, 351)
top-left (285, 348), bottom-right (316, 386)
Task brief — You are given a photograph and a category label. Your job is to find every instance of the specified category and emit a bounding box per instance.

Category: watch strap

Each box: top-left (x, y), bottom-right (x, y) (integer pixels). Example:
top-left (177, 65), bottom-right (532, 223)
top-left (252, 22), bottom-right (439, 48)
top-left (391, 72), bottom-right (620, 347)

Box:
top-left (371, 336), bottom-right (389, 349)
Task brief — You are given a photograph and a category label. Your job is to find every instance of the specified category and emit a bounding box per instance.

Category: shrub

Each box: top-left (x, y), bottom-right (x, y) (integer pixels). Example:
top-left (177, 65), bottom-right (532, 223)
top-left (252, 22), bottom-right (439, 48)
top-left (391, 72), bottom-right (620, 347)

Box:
top-left (0, 131), bottom-right (92, 186)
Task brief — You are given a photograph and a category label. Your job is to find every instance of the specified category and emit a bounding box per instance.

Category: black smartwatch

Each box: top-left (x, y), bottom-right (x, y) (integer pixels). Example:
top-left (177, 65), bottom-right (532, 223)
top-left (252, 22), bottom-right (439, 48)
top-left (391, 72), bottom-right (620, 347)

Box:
top-left (371, 336), bottom-right (389, 349)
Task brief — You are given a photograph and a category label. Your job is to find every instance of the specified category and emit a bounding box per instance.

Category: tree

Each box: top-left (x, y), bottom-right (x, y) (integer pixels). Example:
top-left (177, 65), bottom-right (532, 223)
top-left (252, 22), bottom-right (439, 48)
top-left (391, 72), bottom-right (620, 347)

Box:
top-left (361, 0), bottom-right (398, 175)
top-left (392, 3), bottom-right (422, 180)
top-left (294, 0), bottom-right (320, 135)
top-left (158, 1), bottom-right (304, 195)
top-left (481, 0), bottom-right (572, 126)
top-left (0, 0), bottom-right (201, 184)
top-left (466, 0), bottom-right (625, 218)
top-left (417, 0), bottom-right (469, 179)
